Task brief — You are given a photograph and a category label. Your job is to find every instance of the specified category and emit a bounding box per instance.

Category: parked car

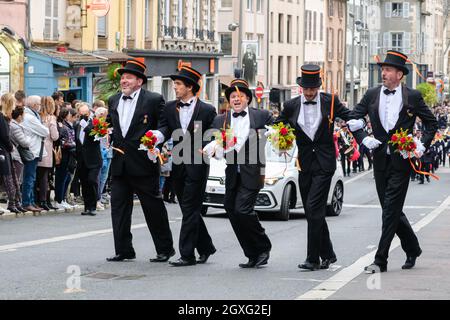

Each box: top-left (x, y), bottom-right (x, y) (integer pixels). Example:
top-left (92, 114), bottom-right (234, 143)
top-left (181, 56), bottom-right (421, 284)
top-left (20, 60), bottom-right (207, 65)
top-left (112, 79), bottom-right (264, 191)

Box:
top-left (202, 144), bottom-right (344, 221)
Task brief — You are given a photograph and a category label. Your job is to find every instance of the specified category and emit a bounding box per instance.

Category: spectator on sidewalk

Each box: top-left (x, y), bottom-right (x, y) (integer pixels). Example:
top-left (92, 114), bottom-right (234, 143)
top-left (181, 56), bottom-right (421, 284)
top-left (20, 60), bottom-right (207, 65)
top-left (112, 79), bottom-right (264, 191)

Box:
top-left (36, 96), bottom-right (59, 211)
top-left (22, 96), bottom-right (49, 213)
top-left (95, 106), bottom-right (112, 210)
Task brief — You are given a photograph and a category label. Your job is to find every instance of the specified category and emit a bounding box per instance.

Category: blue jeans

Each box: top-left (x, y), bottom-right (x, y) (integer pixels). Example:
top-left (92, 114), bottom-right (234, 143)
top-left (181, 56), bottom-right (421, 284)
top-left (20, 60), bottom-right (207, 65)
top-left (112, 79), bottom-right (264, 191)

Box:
top-left (22, 158), bottom-right (39, 207)
top-left (98, 157), bottom-right (111, 200)
top-left (159, 176), bottom-right (166, 193)
top-left (55, 164), bottom-right (72, 203)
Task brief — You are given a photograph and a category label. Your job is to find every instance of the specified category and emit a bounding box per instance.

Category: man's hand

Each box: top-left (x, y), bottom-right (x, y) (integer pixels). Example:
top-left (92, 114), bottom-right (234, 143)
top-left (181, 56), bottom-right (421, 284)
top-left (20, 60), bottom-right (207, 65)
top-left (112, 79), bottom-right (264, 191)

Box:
top-left (414, 138), bottom-right (426, 158)
top-left (202, 141), bottom-right (217, 158)
top-left (347, 119), bottom-right (365, 131)
top-left (362, 136), bottom-right (382, 150)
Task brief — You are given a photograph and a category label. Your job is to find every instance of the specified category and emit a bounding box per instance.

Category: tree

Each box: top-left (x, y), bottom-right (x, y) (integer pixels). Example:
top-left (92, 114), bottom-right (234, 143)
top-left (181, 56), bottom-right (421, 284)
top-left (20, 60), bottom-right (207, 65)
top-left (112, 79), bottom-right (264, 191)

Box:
top-left (95, 63), bottom-right (122, 104)
top-left (416, 82), bottom-right (438, 107)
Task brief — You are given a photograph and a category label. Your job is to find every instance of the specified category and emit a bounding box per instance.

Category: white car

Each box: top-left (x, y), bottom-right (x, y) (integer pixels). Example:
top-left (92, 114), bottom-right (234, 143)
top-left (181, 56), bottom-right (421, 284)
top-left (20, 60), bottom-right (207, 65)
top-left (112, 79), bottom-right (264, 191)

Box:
top-left (202, 144), bottom-right (344, 221)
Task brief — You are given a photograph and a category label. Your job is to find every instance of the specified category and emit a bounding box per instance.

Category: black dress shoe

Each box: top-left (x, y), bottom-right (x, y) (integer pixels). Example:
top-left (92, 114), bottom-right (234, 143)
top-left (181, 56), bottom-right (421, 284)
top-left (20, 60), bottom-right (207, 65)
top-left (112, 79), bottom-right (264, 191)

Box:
top-left (239, 259), bottom-right (257, 268)
top-left (402, 249), bottom-right (422, 269)
top-left (320, 257), bottom-right (337, 269)
top-left (169, 257), bottom-right (196, 267)
top-left (40, 202), bottom-right (51, 211)
top-left (150, 249), bottom-right (175, 262)
top-left (47, 202), bottom-right (58, 210)
top-left (255, 251), bottom-right (270, 268)
top-left (81, 210), bottom-right (97, 216)
top-left (197, 248), bottom-right (217, 264)
top-left (364, 263), bottom-right (387, 273)
top-left (106, 253), bottom-right (136, 262)
top-left (16, 206), bottom-right (28, 213)
top-left (298, 261), bottom-right (321, 271)
top-left (7, 207), bottom-right (21, 214)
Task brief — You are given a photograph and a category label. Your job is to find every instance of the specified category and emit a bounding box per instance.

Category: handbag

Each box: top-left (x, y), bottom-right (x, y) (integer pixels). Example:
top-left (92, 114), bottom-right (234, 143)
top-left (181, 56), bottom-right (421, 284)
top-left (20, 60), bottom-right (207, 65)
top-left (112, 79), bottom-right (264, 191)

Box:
top-left (53, 146), bottom-right (62, 165)
top-left (17, 145), bottom-right (35, 162)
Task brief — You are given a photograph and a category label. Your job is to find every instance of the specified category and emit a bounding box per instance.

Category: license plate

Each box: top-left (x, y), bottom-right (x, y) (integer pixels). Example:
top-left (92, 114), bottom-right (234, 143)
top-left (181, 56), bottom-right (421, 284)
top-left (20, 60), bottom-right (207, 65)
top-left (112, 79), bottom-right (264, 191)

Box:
top-left (207, 186), bottom-right (225, 194)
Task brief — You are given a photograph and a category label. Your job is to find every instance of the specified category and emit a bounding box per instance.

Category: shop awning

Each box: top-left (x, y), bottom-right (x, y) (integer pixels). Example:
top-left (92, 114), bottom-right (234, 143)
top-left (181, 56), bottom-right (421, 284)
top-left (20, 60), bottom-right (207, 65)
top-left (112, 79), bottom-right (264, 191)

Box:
top-left (28, 47), bottom-right (109, 68)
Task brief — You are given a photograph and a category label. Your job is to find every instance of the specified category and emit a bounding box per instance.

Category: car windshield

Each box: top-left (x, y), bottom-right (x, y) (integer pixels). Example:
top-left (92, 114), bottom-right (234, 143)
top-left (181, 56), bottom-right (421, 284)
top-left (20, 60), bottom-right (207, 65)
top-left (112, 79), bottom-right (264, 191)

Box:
top-left (265, 144), bottom-right (297, 163)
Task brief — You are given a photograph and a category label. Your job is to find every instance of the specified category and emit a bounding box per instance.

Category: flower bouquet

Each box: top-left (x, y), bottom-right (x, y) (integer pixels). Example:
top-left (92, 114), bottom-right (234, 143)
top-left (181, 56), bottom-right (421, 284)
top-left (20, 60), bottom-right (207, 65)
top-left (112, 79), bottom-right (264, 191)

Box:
top-left (139, 130), bottom-right (162, 163)
top-left (388, 128), bottom-right (417, 159)
top-left (265, 122), bottom-right (296, 153)
top-left (213, 126), bottom-right (237, 153)
top-left (89, 117), bottom-right (112, 141)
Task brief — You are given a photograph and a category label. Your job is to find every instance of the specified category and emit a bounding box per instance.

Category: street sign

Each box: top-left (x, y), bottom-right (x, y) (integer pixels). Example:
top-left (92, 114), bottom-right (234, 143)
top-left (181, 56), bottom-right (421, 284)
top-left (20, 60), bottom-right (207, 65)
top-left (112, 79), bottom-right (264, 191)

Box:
top-left (255, 86), bottom-right (264, 99)
top-left (87, 0), bottom-right (110, 17)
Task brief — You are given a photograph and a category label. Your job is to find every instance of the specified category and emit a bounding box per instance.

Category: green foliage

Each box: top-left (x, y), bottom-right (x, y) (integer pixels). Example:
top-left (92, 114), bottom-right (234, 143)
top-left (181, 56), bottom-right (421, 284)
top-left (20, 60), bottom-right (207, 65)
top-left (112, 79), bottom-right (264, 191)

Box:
top-left (95, 63), bottom-right (122, 104)
top-left (416, 82), bottom-right (438, 107)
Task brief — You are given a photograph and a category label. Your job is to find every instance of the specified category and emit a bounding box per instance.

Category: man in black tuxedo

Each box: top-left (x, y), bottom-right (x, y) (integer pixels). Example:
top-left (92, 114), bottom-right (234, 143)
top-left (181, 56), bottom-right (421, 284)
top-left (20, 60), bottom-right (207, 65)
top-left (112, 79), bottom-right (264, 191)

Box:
top-left (106, 58), bottom-right (175, 262)
top-left (350, 50), bottom-right (438, 273)
top-left (276, 64), bottom-right (365, 270)
top-left (150, 66), bottom-right (217, 267)
top-left (74, 103), bottom-right (102, 216)
top-left (203, 78), bottom-right (272, 268)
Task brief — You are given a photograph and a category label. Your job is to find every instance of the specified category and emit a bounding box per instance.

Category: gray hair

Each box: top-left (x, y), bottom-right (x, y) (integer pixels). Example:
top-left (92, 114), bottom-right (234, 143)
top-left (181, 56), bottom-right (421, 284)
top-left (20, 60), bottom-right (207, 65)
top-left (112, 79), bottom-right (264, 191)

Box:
top-left (95, 107), bottom-right (108, 118)
top-left (26, 95), bottom-right (41, 106)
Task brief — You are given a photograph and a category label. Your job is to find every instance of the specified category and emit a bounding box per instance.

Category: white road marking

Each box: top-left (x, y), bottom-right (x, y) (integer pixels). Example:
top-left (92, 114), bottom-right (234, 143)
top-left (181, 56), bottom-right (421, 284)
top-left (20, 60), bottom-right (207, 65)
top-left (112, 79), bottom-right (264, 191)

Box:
top-left (296, 195), bottom-right (450, 300)
top-left (366, 245), bottom-right (376, 249)
top-left (343, 204), bottom-right (437, 209)
top-left (0, 221), bottom-right (176, 253)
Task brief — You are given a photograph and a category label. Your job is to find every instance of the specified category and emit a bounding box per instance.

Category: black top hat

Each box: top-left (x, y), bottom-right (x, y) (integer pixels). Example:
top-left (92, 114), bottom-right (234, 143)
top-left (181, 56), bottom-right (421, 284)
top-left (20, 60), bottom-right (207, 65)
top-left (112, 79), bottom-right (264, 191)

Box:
top-left (117, 58), bottom-right (148, 83)
top-left (296, 64), bottom-right (322, 88)
top-left (377, 50), bottom-right (409, 75)
top-left (225, 78), bottom-right (253, 104)
top-left (170, 66), bottom-right (201, 91)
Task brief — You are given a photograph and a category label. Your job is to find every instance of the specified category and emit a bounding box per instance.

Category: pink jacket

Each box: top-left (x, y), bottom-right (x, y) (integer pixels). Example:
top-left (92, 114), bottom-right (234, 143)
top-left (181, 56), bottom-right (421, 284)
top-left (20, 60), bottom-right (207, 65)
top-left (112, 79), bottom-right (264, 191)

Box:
top-left (38, 116), bottom-right (59, 168)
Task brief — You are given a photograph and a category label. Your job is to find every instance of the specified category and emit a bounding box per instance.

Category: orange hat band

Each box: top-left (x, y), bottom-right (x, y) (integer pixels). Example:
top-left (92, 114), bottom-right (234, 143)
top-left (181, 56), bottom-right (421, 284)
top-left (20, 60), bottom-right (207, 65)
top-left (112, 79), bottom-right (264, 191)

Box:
top-left (302, 69), bottom-right (321, 75)
top-left (128, 60), bottom-right (147, 71)
top-left (181, 66), bottom-right (202, 78)
top-left (387, 51), bottom-right (407, 61)
top-left (231, 79), bottom-right (249, 87)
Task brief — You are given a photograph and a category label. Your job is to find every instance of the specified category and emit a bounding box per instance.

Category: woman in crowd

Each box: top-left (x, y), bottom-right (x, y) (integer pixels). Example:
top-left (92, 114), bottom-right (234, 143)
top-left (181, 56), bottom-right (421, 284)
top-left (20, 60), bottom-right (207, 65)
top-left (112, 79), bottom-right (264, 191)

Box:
top-left (36, 96), bottom-right (59, 211)
top-left (54, 107), bottom-right (77, 210)
top-left (0, 93), bottom-right (20, 213)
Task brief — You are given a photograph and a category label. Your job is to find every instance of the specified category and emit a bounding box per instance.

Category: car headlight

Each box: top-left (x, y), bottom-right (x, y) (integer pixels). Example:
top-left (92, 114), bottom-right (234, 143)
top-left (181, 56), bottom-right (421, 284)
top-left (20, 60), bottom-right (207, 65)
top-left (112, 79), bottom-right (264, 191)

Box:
top-left (264, 177), bottom-right (283, 185)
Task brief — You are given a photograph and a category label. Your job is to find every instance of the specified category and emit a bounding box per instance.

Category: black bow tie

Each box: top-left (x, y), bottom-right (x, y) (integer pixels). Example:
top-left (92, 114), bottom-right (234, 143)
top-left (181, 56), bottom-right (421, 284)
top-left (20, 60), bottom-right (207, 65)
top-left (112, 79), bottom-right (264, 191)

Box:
top-left (178, 101), bottom-right (191, 108)
top-left (304, 100), bottom-right (317, 105)
top-left (233, 111), bottom-right (247, 118)
top-left (383, 89), bottom-right (396, 95)
top-left (122, 95), bottom-right (133, 101)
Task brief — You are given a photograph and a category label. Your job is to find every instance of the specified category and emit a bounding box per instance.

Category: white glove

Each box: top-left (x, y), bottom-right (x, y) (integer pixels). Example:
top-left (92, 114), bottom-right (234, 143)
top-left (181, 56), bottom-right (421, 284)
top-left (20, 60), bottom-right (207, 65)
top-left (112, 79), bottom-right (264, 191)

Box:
top-left (362, 136), bottom-right (382, 150)
top-left (414, 138), bottom-right (425, 158)
top-left (151, 130), bottom-right (165, 146)
top-left (347, 119), bottom-right (365, 131)
top-left (147, 148), bottom-right (160, 163)
top-left (214, 145), bottom-right (224, 160)
top-left (202, 141), bottom-right (217, 158)
top-left (264, 125), bottom-right (276, 137)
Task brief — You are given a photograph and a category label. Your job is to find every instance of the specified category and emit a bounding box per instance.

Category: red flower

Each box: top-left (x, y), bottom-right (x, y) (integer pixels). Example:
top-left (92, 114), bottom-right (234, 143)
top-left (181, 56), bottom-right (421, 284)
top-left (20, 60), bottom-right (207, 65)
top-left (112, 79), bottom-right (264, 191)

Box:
top-left (398, 145), bottom-right (404, 151)
top-left (233, 137), bottom-right (237, 144)
top-left (391, 135), bottom-right (398, 142)
top-left (400, 137), bottom-right (406, 144)
top-left (280, 127), bottom-right (288, 136)
top-left (100, 129), bottom-right (107, 135)
top-left (287, 140), bottom-right (292, 145)
top-left (145, 131), bottom-right (153, 138)
top-left (93, 118), bottom-right (100, 126)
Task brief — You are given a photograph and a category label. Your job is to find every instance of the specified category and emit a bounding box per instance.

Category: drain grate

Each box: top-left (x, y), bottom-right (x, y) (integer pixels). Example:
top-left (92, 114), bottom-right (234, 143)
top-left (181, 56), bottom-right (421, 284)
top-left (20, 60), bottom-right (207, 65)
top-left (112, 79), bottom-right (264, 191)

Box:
top-left (83, 272), bottom-right (146, 280)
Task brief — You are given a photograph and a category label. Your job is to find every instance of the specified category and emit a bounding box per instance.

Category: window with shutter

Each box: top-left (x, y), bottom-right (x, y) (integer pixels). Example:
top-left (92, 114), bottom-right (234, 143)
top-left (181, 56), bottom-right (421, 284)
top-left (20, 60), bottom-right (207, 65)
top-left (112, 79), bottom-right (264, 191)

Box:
top-left (403, 32), bottom-right (410, 54)
top-left (52, 0), bottom-right (59, 40)
top-left (403, 2), bottom-right (409, 18)
top-left (98, 16), bottom-right (106, 36)
top-left (385, 2), bottom-right (391, 18)
top-left (44, 0), bottom-right (52, 40)
top-left (383, 32), bottom-right (390, 51)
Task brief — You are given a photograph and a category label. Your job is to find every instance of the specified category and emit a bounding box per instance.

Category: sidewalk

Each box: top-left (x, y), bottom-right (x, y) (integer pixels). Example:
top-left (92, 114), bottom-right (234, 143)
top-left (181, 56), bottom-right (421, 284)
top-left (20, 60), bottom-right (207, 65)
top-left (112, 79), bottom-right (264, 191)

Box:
top-left (330, 195), bottom-right (450, 299)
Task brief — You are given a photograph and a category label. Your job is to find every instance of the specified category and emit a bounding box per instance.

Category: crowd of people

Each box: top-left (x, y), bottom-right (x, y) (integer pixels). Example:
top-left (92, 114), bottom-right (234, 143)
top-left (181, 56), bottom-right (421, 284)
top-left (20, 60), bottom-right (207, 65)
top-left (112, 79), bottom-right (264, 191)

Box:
top-left (0, 91), bottom-right (113, 215)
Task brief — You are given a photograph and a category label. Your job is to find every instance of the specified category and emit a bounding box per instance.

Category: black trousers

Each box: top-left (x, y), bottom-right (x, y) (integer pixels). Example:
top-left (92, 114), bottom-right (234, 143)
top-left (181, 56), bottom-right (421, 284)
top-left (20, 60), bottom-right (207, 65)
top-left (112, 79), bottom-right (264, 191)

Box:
top-left (78, 162), bottom-right (100, 211)
top-left (110, 174), bottom-right (174, 256)
top-left (373, 156), bottom-right (421, 267)
top-left (224, 174), bottom-right (272, 259)
top-left (298, 161), bottom-right (335, 264)
top-left (173, 174), bottom-right (215, 260)
top-left (163, 175), bottom-right (176, 201)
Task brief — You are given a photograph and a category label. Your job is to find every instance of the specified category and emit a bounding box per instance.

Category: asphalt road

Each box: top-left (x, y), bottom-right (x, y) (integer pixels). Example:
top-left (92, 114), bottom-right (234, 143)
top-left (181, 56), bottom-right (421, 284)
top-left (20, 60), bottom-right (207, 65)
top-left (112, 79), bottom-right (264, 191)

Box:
top-left (0, 167), bottom-right (449, 300)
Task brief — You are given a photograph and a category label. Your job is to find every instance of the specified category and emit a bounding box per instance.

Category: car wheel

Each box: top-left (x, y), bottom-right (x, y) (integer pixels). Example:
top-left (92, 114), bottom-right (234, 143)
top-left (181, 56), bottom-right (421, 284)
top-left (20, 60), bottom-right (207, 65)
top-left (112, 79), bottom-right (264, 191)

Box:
top-left (201, 206), bottom-right (208, 217)
top-left (277, 184), bottom-right (292, 221)
top-left (327, 182), bottom-right (343, 216)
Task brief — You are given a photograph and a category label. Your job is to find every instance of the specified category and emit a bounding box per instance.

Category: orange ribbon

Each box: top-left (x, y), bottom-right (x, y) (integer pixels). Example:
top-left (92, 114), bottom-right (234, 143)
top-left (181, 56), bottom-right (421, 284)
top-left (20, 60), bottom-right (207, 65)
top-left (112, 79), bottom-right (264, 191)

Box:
top-left (408, 154), bottom-right (439, 180)
top-left (148, 148), bottom-right (164, 165)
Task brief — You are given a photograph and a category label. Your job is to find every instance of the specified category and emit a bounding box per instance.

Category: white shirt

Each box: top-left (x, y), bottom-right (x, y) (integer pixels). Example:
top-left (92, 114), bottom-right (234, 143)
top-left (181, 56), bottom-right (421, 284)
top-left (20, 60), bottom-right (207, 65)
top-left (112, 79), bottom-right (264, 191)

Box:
top-left (179, 97), bottom-right (197, 134)
top-left (298, 94), bottom-right (322, 141)
top-left (379, 84), bottom-right (403, 133)
top-left (117, 88), bottom-right (141, 137)
top-left (79, 118), bottom-right (88, 144)
top-left (230, 107), bottom-right (250, 153)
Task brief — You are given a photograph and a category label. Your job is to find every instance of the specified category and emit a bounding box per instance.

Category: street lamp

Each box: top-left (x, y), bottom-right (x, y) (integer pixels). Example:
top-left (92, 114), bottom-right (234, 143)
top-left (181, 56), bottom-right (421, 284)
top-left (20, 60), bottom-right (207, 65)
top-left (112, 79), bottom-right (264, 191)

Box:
top-left (229, 1), bottom-right (244, 78)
